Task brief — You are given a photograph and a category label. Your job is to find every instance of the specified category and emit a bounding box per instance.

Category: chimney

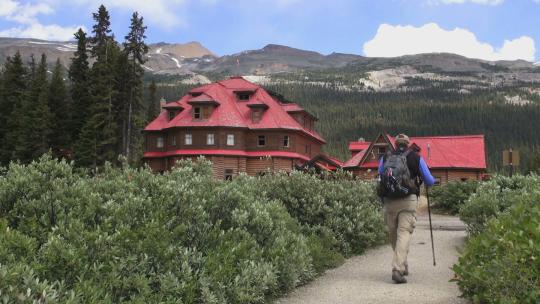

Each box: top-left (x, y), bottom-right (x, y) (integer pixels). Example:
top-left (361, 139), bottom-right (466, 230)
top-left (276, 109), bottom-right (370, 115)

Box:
top-left (160, 97), bottom-right (166, 109)
top-left (427, 143), bottom-right (431, 159)
top-left (358, 137), bottom-right (365, 142)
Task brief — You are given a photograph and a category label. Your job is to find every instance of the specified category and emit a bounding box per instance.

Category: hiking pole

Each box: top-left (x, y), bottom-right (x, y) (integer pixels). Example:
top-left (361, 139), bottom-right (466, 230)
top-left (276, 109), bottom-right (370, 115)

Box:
top-left (425, 186), bottom-right (436, 266)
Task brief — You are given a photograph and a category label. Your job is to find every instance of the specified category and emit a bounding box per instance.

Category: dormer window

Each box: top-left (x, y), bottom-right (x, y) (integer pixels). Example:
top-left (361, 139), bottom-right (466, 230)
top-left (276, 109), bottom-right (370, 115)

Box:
top-left (193, 107), bottom-right (201, 119)
top-left (237, 92), bottom-right (251, 101)
top-left (188, 95), bottom-right (218, 120)
top-left (247, 102), bottom-right (268, 123)
top-left (252, 109), bottom-right (262, 123)
top-left (202, 106), bottom-right (210, 119)
top-left (168, 111), bottom-right (176, 121)
top-left (162, 103), bottom-right (184, 120)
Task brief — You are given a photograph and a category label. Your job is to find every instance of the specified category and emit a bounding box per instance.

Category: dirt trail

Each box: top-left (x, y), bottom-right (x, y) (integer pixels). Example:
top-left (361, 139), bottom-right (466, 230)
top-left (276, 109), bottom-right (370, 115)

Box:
top-left (276, 199), bottom-right (469, 304)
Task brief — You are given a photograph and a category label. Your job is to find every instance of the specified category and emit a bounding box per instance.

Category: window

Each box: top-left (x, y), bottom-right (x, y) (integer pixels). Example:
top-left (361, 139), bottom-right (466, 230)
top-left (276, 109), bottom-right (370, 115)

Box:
top-left (227, 134), bottom-right (235, 146)
top-left (202, 106), bottom-right (210, 119)
top-left (170, 135), bottom-right (176, 146)
top-left (156, 137), bottom-right (164, 148)
top-left (283, 135), bottom-right (290, 147)
top-left (207, 133), bottom-right (215, 145)
top-left (237, 92), bottom-right (250, 101)
top-left (193, 107), bottom-right (201, 119)
top-left (185, 133), bottom-right (192, 145)
top-left (168, 111), bottom-right (176, 121)
top-left (297, 115), bottom-right (304, 125)
top-left (378, 147), bottom-right (386, 157)
top-left (258, 135), bottom-right (266, 146)
top-left (224, 169), bottom-right (233, 181)
top-left (252, 109), bottom-right (263, 123)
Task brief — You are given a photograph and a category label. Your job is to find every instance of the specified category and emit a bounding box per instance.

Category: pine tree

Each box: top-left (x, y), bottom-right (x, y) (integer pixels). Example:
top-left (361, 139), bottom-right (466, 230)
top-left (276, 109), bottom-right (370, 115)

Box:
top-left (69, 28), bottom-right (91, 141)
top-left (0, 52), bottom-right (27, 164)
top-left (15, 53), bottom-right (52, 162)
top-left (80, 4), bottom-right (120, 167)
top-left (147, 80), bottom-right (159, 121)
top-left (49, 58), bottom-right (71, 154)
top-left (121, 11), bottom-right (148, 161)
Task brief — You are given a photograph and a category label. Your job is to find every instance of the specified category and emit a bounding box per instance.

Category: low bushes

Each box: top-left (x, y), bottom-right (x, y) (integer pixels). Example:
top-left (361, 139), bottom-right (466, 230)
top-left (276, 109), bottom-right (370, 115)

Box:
top-left (429, 180), bottom-right (478, 215)
top-left (0, 155), bottom-right (385, 303)
top-left (453, 193), bottom-right (540, 303)
top-left (453, 175), bottom-right (540, 303)
top-left (459, 174), bottom-right (540, 235)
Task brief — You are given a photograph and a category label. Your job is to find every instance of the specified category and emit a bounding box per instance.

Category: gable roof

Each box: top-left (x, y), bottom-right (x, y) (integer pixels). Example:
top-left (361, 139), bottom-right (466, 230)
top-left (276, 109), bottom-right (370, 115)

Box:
top-left (409, 135), bottom-right (486, 169)
top-left (144, 76), bottom-right (325, 143)
top-left (349, 141), bottom-right (371, 153)
top-left (344, 134), bottom-right (486, 170)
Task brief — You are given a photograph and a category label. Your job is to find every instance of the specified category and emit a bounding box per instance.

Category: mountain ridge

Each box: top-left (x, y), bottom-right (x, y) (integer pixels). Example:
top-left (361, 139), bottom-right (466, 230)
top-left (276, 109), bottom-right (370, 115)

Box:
top-left (0, 37), bottom-right (538, 85)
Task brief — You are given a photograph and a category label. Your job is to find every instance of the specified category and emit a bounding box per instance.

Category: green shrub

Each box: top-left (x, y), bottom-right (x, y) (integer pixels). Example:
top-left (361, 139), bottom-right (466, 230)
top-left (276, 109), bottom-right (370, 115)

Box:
top-left (453, 194), bottom-right (540, 304)
top-left (250, 170), bottom-right (386, 256)
top-left (430, 180), bottom-right (478, 215)
top-left (459, 174), bottom-right (540, 234)
top-left (0, 155), bottom-right (385, 303)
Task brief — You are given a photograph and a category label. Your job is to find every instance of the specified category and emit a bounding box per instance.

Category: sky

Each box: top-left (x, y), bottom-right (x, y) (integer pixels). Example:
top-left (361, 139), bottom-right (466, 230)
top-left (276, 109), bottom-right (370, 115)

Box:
top-left (1, 0), bottom-right (540, 61)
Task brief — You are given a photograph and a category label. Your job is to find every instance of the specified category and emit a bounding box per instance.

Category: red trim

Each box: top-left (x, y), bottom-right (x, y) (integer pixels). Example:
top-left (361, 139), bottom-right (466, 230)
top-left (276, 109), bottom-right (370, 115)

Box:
top-left (143, 149), bottom-right (311, 161)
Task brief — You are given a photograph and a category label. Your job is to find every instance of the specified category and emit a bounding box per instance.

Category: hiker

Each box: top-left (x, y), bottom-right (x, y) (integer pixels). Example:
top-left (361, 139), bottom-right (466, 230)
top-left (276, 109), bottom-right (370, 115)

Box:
top-left (377, 133), bottom-right (435, 284)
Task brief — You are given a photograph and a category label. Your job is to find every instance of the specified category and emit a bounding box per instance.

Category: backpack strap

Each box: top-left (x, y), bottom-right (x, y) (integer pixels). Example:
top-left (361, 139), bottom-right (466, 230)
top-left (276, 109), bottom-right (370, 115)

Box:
top-left (402, 149), bottom-right (412, 157)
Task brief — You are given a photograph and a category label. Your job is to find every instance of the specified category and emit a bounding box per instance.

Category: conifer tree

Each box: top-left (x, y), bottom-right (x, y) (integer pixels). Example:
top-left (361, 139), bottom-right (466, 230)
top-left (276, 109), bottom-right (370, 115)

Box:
top-left (69, 28), bottom-right (91, 141)
top-left (15, 54), bottom-right (52, 161)
top-left (0, 52), bottom-right (27, 164)
top-left (49, 58), bottom-right (71, 153)
top-left (147, 80), bottom-right (159, 121)
top-left (80, 4), bottom-right (120, 167)
top-left (121, 11), bottom-right (148, 161)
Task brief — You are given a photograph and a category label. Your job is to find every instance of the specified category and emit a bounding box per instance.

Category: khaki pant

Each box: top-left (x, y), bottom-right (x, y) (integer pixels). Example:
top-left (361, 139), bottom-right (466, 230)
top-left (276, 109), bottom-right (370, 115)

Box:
top-left (383, 194), bottom-right (418, 273)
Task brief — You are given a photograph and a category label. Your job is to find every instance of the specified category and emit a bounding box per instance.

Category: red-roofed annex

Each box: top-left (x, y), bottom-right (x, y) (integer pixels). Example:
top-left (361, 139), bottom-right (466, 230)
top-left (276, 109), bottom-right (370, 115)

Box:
top-left (143, 76), bottom-right (327, 178)
top-left (343, 133), bottom-right (487, 183)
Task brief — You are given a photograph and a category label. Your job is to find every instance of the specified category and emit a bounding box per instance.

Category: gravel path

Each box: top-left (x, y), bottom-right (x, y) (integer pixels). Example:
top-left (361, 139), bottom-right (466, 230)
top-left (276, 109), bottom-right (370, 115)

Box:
top-left (275, 202), bottom-right (469, 304)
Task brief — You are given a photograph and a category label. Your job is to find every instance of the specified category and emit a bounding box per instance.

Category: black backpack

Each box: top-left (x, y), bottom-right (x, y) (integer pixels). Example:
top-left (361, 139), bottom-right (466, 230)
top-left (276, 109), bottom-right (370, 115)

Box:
top-left (378, 149), bottom-right (417, 198)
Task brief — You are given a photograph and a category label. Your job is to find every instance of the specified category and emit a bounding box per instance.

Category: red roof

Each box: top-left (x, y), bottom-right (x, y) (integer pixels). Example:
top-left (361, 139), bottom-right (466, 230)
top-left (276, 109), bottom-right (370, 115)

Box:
top-left (343, 150), bottom-right (366, 167)
top-left (409, 135), bottom-right (486, 169)
top-left (349, 141), bottom-right (371, 152)
top-left (145, 77), bottom-right (325, 143)
top-left (344, 134), bottom-right (486, 169)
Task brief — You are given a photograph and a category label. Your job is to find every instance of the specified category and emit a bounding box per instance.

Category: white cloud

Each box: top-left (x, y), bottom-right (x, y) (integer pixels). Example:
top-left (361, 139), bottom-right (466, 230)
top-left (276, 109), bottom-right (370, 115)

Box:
top-left (72, 0), bottom-right (188, 29)
top-left (430, 0), bottom-right (504, 5)
top-left (0, 23), bottom-right (83, 41)
top-left (363, 23), bottom-right (536, 61)
top-left (0, 0), bottom-right (84, 40)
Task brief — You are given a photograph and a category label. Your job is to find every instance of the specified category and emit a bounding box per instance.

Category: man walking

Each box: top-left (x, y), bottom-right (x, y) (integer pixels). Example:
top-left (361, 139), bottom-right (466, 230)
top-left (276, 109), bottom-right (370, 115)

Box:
top-left (378, 134), bottom-right (435, 284)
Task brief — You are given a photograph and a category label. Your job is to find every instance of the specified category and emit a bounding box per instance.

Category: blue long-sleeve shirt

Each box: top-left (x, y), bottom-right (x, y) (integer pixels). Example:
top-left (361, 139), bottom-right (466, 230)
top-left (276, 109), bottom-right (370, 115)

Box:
top-left (378, 156), bottom-right (436, 187)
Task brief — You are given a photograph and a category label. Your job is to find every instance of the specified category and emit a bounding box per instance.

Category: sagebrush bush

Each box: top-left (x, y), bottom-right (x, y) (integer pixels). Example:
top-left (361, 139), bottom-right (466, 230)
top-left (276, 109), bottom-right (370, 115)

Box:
top-left (453, 193), bottom-right (540, 304)
top-left (0, 155), bottom-right (385, 303)
top-left (430, 180), bottom-right (478, 215)
top-left (459, 174), bottom-right (540, 235)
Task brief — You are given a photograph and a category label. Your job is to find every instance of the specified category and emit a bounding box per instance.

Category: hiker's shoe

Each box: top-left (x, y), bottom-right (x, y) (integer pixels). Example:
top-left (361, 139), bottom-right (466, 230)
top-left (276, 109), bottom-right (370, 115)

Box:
top-left (392, 270), bottom-right (407, 284)
top-left (403, 264), bottom-right (409, 276)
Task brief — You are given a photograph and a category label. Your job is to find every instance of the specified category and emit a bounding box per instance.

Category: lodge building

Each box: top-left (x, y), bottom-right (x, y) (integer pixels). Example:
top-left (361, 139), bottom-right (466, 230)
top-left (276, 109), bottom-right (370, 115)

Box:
top-left (143, 77), bottom-right (487, 182)
top-left (342, 133), bottom-right (487, 183)
top-left (143, 76), bottom-right (328, 178)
